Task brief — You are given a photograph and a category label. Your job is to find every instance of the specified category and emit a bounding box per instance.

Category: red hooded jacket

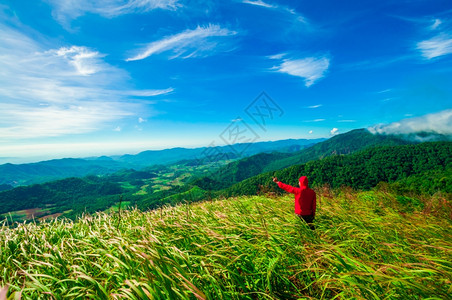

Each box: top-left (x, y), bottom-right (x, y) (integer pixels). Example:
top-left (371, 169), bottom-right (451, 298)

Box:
top-left (277, 176), bottom-right (316, 216)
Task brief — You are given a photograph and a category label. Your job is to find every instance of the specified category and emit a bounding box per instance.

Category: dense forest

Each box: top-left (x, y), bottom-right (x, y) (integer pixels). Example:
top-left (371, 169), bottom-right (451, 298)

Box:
top-left (217, 142), bottom-right (452, 197)
top-left (0, 177), bottom-right (125, 219)
top-left (192, 129), bottom-right (415, 191)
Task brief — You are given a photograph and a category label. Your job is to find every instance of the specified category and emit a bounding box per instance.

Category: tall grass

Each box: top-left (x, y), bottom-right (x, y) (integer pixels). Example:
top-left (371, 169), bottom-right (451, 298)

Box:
top-left (1, 189), bottom-right (451, 299)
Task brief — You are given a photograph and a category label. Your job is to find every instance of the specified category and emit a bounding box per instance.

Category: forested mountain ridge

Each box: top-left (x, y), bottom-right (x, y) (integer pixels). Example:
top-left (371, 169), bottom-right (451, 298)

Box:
top-left (258, 128), bottom-right (416, 171)
top-left (193, 128), bottom-right (415, 191)
top-left (219, 141), bottom-right (452, 197)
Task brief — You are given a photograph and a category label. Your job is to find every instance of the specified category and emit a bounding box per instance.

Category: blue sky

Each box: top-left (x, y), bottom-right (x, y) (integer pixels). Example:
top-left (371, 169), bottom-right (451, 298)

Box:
top-left (0, 0), bottom-right (451, 162)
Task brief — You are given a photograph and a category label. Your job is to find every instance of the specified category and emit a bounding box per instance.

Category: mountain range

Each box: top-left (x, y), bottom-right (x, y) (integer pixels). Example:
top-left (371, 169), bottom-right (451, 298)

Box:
top-left (0, 138), bottom-right (324, 188)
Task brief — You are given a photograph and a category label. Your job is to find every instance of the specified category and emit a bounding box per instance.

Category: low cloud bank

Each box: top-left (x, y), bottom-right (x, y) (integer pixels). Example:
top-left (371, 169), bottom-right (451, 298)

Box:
top-left (368, 109), bottom-right (452, 141)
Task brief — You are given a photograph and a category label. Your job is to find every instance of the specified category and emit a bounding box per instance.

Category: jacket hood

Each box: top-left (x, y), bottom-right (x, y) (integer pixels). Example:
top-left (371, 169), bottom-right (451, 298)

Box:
top-left (299, 176), bottom-right (309, 188)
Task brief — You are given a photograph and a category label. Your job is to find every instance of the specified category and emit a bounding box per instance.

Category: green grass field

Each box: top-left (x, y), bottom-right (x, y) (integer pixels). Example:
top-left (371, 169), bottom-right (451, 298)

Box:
top-left (1, 188), bottom-right (451, 299)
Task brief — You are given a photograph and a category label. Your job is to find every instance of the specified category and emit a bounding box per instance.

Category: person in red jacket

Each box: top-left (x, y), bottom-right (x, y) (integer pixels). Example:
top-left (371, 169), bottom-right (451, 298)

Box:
top-left (273, 176), bottom-right (316, 230)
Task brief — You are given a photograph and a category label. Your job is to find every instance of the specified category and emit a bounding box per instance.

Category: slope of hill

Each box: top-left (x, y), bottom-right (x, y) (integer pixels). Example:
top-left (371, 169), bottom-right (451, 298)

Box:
top-left (220, 142), bottom-right (452, 197)
top-left (191, 152), bottom-right (290, 190)
top-left (1, 190), bottom-right (450, 299)
top-left (264, 128), bottom-right (413, 171)
top-left (0, 177), bottom-right (124, 220)
top-left (194, 129), bottom-right (414, 191)
top-left (386, 167), bottom-right (452, 196)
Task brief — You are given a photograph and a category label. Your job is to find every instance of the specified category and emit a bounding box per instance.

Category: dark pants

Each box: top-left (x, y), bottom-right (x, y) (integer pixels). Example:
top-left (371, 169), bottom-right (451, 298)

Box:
top-left (299, 214), bottom-right (315, 230)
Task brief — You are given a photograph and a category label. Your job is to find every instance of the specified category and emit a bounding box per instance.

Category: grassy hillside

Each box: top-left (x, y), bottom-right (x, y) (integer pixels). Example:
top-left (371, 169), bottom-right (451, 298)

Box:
top-left (1, 189), bottom-right (451, 299)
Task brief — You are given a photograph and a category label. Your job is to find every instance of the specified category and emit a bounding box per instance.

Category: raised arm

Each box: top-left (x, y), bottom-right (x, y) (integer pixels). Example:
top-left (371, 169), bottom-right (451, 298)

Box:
top-left (273, 177), bottom-right (297, 194)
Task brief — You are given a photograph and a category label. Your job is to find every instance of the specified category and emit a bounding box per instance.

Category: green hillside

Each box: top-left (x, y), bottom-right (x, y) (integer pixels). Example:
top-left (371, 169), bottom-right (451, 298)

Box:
top-left (0, 177), bottom-right (124, 220)
top-left (220, 142), bottom-right (452, 197)
top-left (194, 129), bottom-right (413, 191)
top-left (192, 152), bottom-right (290, 190)
top-left (263, 128), bottom-right (413, 171)
top-left (1, 189), bottom-right (451, 299)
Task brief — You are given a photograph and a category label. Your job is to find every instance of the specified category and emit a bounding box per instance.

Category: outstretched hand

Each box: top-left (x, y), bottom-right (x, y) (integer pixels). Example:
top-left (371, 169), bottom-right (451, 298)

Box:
top-left (272, 177), bottom-right (278, 183)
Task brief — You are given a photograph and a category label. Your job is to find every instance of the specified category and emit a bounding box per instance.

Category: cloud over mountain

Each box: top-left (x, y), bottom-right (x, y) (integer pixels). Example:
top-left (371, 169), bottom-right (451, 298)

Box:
top-left (368, 109), bottom-right (452, 136)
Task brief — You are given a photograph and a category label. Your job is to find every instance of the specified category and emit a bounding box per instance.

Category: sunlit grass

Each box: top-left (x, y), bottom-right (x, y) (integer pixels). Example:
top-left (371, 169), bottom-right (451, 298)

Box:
top-left (1, 189), bottom-right (451, 299)
top-left (133, 185), bottom-right (149, 196)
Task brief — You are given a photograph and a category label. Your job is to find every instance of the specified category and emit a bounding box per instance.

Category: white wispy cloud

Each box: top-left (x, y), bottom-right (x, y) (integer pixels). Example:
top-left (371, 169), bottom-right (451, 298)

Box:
top-left (124, 88), bottom-right (174, 97)
top-left (430, 18), bottom-right (442, 30)
top-left (417, 33), bottom-right (452, 59)
top-left (47, 0), bottom-right (180, 26)
top-left (307, 104), bottom-right (322, 109)
top-left (241, 0), bottom-right (307, 24)
top-left (0, 23), bottom-right (171, 140)
top-left (126, 24), bottom-right (237, 61)
top-left (368, 109), bottom-right (452, 135)
top-left (304, 119), bottom-right (325, 122)
top-left (242, 0), bottom-right (274, 8)
top-left (272, 56), bottom-right (330, 87)
top-left (330, 128), bottom-right (339, 135)
top-left (268, 53), bottom-right (286, 60)
top-left (52, 46), bottom-right (105, 76)
top-left (377, 89), bottom-right (392, 94)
